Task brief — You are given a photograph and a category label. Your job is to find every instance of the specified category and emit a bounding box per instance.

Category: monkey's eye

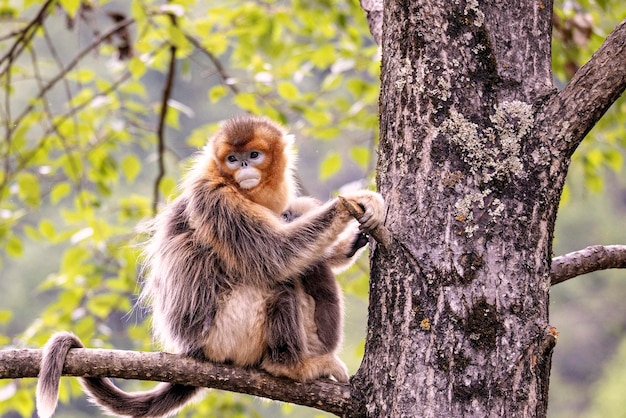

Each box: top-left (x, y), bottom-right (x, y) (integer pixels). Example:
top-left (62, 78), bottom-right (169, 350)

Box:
top-left (227, 155), bottom-right (237, 163)
top-left (250, 151), bottom-right (260, 159)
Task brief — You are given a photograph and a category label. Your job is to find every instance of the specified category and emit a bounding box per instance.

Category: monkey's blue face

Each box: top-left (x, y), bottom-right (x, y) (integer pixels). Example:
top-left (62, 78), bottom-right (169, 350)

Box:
top-left (225, 150), bottom-right (266, 189)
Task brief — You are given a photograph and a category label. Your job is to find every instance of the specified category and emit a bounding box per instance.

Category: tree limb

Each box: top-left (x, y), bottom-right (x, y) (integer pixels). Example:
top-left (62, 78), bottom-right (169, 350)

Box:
top-left (551, 245), bottom-right (626, 285)
top-left (0, 348), bottom-right (356, 417)
top-left (538, 18), bottom-right (626, 158)
top-left (359, 0), bottom-right (383, 45)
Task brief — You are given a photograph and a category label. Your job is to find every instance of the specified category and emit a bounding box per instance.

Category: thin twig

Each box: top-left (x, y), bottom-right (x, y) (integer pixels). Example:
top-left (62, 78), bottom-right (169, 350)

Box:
top-left (7, 17), bottom-right (135, 142)
top-left (152, 11), bottom-right (178, 215)
top-left (338, 196), bottom-right (392, 249)
top-left (28, 42), bottom-right (86, 207)
top-left (0, 0), bottom-right (55, 70)
top-left (183, 32), bottom-right (240, 95)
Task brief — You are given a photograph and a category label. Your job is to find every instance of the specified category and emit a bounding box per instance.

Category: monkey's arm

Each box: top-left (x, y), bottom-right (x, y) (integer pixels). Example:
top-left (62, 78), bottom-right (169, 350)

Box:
top-left (185, 184), bottom-right (349, 283)
top-left (186, 184), bottom-right (382, 284)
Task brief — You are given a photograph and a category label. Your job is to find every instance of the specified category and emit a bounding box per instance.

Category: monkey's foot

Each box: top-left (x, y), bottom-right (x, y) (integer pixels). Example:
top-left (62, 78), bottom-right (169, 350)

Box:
top-left (261, 353), bottom-right (349, 383)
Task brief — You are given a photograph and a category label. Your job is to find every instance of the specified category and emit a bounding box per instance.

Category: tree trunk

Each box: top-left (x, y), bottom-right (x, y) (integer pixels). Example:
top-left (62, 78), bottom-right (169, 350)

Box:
top-left (353, 1), bottom-right (560, 416)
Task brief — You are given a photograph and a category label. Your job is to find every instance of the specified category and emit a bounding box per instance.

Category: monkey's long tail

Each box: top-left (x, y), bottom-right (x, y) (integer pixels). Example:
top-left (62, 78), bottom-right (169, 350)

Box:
top-left (36, 332), bottom-right (200, 418)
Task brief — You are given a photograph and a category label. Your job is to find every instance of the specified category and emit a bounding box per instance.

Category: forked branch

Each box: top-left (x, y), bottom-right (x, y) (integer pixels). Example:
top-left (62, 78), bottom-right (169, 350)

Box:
top-left (538, 18), bottom-right (626, 157)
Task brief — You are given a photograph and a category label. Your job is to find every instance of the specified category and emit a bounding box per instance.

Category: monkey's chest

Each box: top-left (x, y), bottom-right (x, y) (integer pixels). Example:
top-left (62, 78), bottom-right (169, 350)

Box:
top-left (202, 286), bottom-right (269, 366)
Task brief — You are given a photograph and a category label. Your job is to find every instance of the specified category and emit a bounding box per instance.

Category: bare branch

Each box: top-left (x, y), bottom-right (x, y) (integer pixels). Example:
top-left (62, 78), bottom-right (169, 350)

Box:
top-left (0, 0), bottom-right (55, 70)
top-left (0, 348), bottom-right (356, 417)
top-left (183, 32), bottom-right (241, 95)
top-left (538, 18), bottom-right (626, 157)
top-left (153, 11), bottom-right (178, 215)
top-left (6, 17), bottom-right (135, 143)
top-left (551, 245), bottom-right (626, 285)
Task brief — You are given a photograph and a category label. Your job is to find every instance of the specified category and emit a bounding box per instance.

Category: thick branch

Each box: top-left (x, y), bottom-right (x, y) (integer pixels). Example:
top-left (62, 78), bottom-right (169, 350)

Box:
top-left (0, 348), bottom-right (356, 417)
top-left (539, 18), bottom-right (626, 157)
top-left (551, 245), bottom-right (626, 285)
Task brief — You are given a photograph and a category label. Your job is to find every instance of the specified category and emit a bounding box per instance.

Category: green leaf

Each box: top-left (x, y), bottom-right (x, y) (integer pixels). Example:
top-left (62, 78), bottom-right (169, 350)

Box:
top-left (234, 92), bottom-right (259, 113)
top-left (304, 109), bottom-right (331, 127)
top-left (74, 315), bottom-right (96, 337)
top-left (0, 310), bottom-right (12, 323)
top-left (319, 152), bottom-right (342, 181)
top-left (128, 57), bottom-right (147, 80)
top-left (159, 176), bottom-right (177, 199)
top-left (0, 6), bottom-right (17, 19)
top-left (61, 247), bottom-right (89, 273)
top-left (350, 146), bottom-right (371, 170)
top-left (121, 154), bottom-right (141, 184)
top-left (6, 234), bottom-right (22, 257)
top-left (585, 149), bottom-right (603, 168)
top-left (59, 0), bottom-right (81, 17)
top-left (131, 0), bottom-right (147, 20)
top-left (68, 69), bottom-right (95, 83)
top-left (39, 219), bottom-right (56, 240)
top-left (277, 81), bottom-right (299, 100)
top-left (605, 149), bottom-right (623, 172)
top-left (16, 172), bottom-right (40, 207)
top-left (87, 294), bottom-right (121, 318)
top-left (209, 85), bottom-right (228, 103)
top-left (51, 182), bottom-right (71, 204)
top-left (12, 387), bottom-right (35, 417)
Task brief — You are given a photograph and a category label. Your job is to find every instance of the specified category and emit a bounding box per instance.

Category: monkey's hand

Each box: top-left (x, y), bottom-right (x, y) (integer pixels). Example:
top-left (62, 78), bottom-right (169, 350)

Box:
top-left (338, 191), bottom-right (385, 233)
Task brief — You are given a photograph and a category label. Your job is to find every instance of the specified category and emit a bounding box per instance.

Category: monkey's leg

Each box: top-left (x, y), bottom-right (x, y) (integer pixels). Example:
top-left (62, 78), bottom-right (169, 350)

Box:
top-left (299, 263), bottom-right (342, 351)
top-left (261, 353), bottom-right (349, 383)
top-left (265, 282), bottom-right (305, 365)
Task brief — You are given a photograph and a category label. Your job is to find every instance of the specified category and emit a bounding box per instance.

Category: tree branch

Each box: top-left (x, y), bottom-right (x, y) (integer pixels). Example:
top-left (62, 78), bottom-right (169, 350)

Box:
top-left (152, 11), bottom-right (178, 215)
top-left (0, 0), bottom-right (55, 71)
top-left (551, 245), bottom-right (626, 285)
top-left (183, 32), bottom-right (241, 95)
top-left (538, 18), bottom-right (626, 158)
top-left (0, 348), bottom-right (356, 417)
top-left (338, 196), bottom-right (392, 249)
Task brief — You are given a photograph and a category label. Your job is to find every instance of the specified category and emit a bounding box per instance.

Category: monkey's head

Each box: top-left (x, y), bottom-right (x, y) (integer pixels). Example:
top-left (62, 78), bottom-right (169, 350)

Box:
top-left (207, 116), bottom-right (297, 213)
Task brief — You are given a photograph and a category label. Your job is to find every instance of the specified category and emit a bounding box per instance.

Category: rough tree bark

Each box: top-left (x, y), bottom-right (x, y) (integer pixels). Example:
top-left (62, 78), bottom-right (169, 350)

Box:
top-left (352, 1), bottom-right (626, 418)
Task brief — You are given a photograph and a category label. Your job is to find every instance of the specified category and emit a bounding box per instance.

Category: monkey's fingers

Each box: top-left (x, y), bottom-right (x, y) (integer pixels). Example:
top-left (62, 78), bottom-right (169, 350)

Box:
top-left (338, 196), bottom-right (379, 230)
top-left (338, 196), bottom-right (364, 218)
top-left (338, 195), bottom-right (391, 248)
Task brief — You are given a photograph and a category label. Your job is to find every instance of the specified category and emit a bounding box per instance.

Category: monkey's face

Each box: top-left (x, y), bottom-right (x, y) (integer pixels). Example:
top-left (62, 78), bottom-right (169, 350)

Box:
top-left (225, 150), bottom-right (265, 189)
top-left (213, 133), bottom-right (284, 192)
top-left (210, 116), bottom-right (291, 210)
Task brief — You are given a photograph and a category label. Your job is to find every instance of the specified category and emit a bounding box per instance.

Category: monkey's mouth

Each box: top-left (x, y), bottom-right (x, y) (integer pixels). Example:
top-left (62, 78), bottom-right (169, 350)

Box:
top-left (238, 176), bottom-right (260, 189)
